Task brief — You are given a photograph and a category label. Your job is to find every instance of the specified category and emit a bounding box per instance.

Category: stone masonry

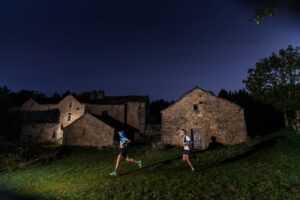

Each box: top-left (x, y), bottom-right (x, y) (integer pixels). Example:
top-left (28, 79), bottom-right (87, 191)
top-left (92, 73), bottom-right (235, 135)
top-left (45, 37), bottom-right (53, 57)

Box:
top-left (161, 87), bottom-right (247, 149)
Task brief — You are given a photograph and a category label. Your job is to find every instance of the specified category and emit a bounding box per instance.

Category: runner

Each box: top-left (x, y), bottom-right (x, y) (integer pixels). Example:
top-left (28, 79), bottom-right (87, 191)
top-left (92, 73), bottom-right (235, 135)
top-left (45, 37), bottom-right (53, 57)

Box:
top-left (179, 129), bottom-right (195, 172)
top-left (109, 130), bottom-right (142, 176)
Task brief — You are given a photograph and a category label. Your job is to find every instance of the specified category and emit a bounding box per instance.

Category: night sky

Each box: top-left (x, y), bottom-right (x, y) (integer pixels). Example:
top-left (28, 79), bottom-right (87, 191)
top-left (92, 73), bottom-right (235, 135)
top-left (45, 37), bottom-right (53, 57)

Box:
top-left (0, 0), bottom-right (300, 100)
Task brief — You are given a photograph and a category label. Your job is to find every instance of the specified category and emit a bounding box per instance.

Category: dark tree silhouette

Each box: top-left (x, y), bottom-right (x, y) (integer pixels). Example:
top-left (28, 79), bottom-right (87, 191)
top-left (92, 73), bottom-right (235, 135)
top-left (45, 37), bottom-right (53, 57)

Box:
top-left (148, 99), bottom-right (173, 124)
top-left (242, 0), bottom-right (300, 24)
top-left (218, 89), bottom-right (284, 136)
top-left (243, 46), bottom-right (300, 129)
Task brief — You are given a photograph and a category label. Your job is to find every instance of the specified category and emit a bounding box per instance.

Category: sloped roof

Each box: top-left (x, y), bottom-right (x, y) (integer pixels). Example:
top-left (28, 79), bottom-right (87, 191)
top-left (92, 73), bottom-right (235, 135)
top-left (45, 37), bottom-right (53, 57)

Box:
top-left (21, 109), bottom-right (60, 124)
top-left (83, 96), bottom-right (149, 104)
top-left (161, 86), bottom-right (242, 113)
top-left (91, 113), bottom-right (139, 132)
top-left (26, 95), bottom-right (149, 106)
top-left (31, 97), bottom-right (63, 104)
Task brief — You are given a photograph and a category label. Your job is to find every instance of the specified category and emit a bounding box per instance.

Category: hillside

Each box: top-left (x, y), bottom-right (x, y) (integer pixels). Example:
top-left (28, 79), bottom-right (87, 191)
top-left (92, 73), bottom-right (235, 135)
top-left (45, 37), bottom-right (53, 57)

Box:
top-left (0, 130), bottom-right (300, 200)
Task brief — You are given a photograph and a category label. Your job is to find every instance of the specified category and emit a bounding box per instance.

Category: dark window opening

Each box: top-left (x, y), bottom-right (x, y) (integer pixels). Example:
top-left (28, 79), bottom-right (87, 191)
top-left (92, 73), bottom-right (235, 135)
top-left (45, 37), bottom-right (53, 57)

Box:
top-left (199, 101), bottom-right (204, 104)
top-left (69, 103), bottom-right (72, 109)
top-left (52, 132), bottom-right (56, 139)
top-left (68, 113), bottom-right (72, 121)
top-left (77, 107), bottom-right (80, 110)
top-left (193, 104), bottom-right (198, 111)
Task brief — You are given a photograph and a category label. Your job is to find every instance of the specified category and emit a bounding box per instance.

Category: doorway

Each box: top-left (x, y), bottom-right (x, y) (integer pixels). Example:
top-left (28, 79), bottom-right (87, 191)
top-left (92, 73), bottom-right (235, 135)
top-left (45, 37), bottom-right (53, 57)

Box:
top-left (191, 129), bottom-right (205, 150)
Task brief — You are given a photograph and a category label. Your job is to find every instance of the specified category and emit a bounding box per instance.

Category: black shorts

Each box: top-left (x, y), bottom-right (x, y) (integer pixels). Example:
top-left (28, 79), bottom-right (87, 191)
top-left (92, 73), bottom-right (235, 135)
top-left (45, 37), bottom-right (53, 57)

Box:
top-left (119, 147), bottom-right (129, 158)
top-left (183, 150), bottom-right (191, 156)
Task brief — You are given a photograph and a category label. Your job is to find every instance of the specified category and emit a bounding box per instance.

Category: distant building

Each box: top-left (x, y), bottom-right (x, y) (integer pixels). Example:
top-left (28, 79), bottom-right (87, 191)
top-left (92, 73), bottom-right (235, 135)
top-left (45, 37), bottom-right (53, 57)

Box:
top-left (19, 93), bottom-right (148, 146)
top-left (161, 87), bottom-right (247, 150)
top-left (63, 113), bottom-right (116, 148)
top-left (20, 109), bottom-right (63, 144)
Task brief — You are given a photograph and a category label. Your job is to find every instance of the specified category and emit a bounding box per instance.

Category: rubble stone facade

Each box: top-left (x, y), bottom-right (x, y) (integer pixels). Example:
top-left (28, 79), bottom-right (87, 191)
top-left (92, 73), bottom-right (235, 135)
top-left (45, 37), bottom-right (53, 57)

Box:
top-left (63, 113), bottom-right (115, 148)
top-left (161, 87), bottom-right (247, 150)
top-left (20, 123), bottom-right (63, 144)
top-left (19, 94), bottom-right (148, 145)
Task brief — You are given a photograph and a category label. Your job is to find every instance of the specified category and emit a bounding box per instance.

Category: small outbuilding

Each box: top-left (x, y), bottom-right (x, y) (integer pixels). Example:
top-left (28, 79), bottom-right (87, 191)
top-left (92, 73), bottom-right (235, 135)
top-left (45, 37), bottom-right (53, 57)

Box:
top-left (63, 113), bottom-right (117, 148)
top-left (161, 87), bottom-right (247, 150)
top-left (20, 109), bottom-right (63, 144)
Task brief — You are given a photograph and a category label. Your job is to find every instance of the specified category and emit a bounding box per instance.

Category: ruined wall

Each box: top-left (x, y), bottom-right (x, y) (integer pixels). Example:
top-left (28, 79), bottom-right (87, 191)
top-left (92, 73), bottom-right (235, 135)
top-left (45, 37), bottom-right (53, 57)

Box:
top-left (21, 96), bottom-right (85, 128)
top-left (21, 99), bottom-right (58, 111)
top-left (145, 124), bottom-right (161, 136)
top-left (20, 123), bottom-right (63, 144)
top-left (63, 113), bottom-right (115, 148)
top-left (58, 95), bottom-right (85, 128)
top-left (85, 104), bottom-right (125, 123)
top-left (161, 88), bottom-right (247, 149)
top-left (85, 102), bottom-right (147, 133)
top-left (127, 102), bottom-right (146, 133)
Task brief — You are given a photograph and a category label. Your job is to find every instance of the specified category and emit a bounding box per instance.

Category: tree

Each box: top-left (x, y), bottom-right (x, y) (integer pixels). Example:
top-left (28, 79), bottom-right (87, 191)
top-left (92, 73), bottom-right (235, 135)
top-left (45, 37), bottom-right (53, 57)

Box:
top-left (0, 86), bottom-right (14, 137)
top-left (218, 89), bottom-right (284, 135)
top-left (148, 99), bottom-right (173, 124)
top-left (243, 45), bottom-right (300, 129)
top-left (245, 0), bottom-right (300, 24)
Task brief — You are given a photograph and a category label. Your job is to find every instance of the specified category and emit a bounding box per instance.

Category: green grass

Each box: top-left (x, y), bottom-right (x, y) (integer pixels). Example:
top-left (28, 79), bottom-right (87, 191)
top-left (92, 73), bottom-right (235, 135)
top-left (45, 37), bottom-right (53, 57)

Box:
top-left (1, 130), bottom-right (300, 199)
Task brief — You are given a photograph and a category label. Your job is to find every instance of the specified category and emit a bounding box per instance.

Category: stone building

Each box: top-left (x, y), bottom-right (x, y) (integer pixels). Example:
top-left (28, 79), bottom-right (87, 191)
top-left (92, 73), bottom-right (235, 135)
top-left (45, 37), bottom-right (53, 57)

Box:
top-left (85, 96), bottom-right (148, 133)
top-left (63, 113), bottom-right (116, 148)
top-left (21, 95), bottom-right (85, 128)
top-left (161, 87), bottom-right (247, 150)
top-left (63, 112), bottom-right (140, 148)
top-left (19, 94), bottom-right (148, 146)
top-left (20, 109), bottom-right (63, 143)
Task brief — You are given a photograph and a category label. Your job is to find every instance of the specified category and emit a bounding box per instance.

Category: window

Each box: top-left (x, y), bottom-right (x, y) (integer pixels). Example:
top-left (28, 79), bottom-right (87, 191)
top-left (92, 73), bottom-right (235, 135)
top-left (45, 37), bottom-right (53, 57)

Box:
top-left (193, 104), bottom-right (198, 111)
top-left (69, 103), bottom-right (72, 109)
top-left (52, 132), bottom-right (56, 139)
top-left (68, 113), bottom-right (72, 121)
top-left (77, 107), bottom-right (80, 110)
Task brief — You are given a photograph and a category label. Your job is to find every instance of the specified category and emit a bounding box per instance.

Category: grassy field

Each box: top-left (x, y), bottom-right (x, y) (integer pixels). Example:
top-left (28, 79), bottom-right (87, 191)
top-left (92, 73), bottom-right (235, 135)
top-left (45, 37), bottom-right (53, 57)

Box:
top-left (0, 129), bottom-right (300, 200)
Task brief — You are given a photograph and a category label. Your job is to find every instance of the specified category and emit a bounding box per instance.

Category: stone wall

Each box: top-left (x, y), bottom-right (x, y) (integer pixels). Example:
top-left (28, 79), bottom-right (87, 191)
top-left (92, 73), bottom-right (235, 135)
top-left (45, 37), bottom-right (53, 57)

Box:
top-left (58, 95), bottom-right (85, 128)
top-left (145, 124), bottom-right (161, 136)
top-left (127, 102), bottom-right (146, 133)
top-left (85, 104), bottom-right (125, 123)
top-left (85, 102), bottom-right (147, 133)
top-left (20, 95), bottom-right (85, 128)
top-left (161, 87), bottom-right (247, 149)
top-left (21, 99), bottom-right (58, 111)
top-left (20, 123), bottom-right (63, 144)
top-left (63, 113), bottom-right (115, 148)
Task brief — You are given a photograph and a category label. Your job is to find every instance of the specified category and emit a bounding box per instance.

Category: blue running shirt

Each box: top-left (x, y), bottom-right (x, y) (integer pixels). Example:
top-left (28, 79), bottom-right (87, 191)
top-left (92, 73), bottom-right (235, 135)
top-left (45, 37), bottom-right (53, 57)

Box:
top-left (120, 131), bottom-right (128, 145)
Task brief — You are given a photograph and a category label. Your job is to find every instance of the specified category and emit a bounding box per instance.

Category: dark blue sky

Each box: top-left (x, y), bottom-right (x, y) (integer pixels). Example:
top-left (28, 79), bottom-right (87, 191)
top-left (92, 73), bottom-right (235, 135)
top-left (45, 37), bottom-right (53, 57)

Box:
top-left (0, 0), bottom-right (299, 100)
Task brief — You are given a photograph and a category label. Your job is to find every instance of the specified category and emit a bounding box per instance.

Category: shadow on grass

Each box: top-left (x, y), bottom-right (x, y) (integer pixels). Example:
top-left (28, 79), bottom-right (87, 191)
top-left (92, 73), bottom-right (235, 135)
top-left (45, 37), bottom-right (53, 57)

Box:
top-left (120, 136), bottom-right (285, 176)
top-left (0, 190), bottom-right (37, 200)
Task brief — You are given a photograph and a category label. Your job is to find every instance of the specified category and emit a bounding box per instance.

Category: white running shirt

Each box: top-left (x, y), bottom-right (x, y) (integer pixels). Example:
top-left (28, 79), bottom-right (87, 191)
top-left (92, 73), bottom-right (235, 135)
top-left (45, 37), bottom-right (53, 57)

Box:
top-left (183, 135), bottom-right (191, 151)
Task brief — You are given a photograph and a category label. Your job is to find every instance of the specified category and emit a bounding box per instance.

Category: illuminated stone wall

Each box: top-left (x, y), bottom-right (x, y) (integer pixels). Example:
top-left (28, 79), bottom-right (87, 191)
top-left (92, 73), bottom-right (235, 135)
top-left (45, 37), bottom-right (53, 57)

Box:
top-left (63, 113), bottom-right (115, 148)
top-left (20, 123), bottom-right (63, 144)
top-left (161, 87), bottom-right (247, 149)
top-left (58, 95), bottom-right (85, 128)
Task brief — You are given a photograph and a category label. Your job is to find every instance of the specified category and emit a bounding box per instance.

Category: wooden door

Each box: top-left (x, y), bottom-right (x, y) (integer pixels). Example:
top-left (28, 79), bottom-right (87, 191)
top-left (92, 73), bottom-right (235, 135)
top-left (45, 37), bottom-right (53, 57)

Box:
top-left (192, 129), bottom-right (204, 150)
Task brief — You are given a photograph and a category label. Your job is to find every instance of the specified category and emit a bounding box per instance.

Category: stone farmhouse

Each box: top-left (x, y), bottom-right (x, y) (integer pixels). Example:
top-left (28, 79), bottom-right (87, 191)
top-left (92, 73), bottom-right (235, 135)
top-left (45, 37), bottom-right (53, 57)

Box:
top-left (161, 87), bottom-right (247, 150)
top-left (19, 93), bottom-right (148, 148)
